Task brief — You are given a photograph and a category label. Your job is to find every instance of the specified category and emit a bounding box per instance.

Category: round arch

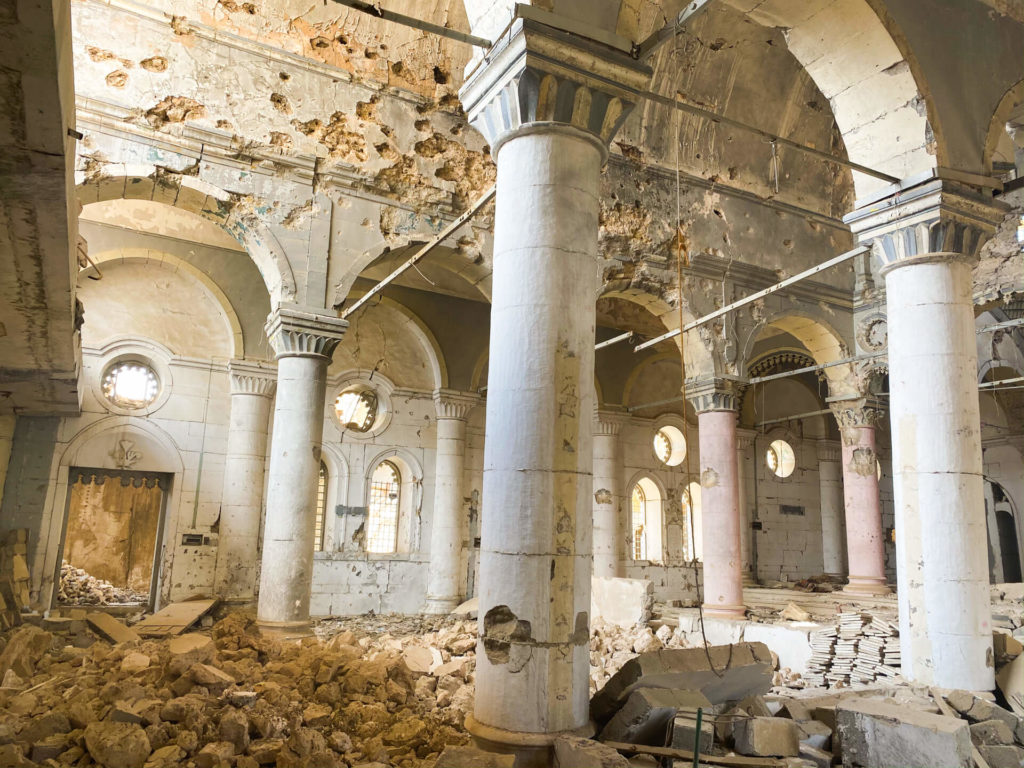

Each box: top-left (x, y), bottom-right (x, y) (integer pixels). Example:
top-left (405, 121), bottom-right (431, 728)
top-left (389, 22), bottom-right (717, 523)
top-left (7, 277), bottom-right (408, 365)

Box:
top-left (984, 79), bottom-right (1024, 174)
top-left (76, 170), bottom-right (297, 303)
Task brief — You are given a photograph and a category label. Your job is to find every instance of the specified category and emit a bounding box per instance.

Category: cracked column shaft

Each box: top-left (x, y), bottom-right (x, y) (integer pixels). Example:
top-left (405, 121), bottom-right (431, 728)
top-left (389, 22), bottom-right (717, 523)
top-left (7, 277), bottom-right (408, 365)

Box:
top-left (816, 440), bottom-right (847, 578)
top-left (593, 410), bottom-right (626, 579)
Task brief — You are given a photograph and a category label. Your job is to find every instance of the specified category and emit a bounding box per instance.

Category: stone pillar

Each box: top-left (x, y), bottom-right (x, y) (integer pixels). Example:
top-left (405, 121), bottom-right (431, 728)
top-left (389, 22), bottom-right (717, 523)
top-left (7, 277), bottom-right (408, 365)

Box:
top-left (214, 361), bottom-right (276, 601)
top-left (816, 439), bottom-right (846, 578)
top-left (593, 409), bottom-right (626, 578)
top-left (458, 18), bottom-right (649, 764)
top-left (736, 428), bottom-right (757, 585)
top-left (425, 389), bottom-right (480, 614)
top-left (256, 305), bottom-right (347, 635)
top-left (846, 179), bottom-right (1005, 690)
top-left (689, 381), bottom-right (745, 620)
top-left (829, 399), bottom-right (890, 595)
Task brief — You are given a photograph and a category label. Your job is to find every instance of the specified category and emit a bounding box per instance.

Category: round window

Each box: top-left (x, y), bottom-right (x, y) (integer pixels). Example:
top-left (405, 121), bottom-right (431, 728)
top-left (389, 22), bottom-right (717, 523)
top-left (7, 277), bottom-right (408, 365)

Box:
top-left (335, 388), bottom-right (379, 432)
top-left (766, 439), bottom-right (796, 478)
top-left (653, 425), bottom-right (686, 467)
top-left (101, 361), bottom-right (159, 409)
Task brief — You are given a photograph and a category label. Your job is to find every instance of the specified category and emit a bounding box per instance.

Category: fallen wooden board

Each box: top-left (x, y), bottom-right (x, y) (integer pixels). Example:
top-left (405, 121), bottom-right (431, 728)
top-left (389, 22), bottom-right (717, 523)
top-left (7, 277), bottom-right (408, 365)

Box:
top-left (995, 654), bottom-right (1024, 717)
top-left (603, 740), bottom-right (785, 767)
top-left (133, 599), bottom-right (218, 637)
top-left (929, 688), bottom-right (990, 768)
top-left (86, 612), bottom-right (141, 644)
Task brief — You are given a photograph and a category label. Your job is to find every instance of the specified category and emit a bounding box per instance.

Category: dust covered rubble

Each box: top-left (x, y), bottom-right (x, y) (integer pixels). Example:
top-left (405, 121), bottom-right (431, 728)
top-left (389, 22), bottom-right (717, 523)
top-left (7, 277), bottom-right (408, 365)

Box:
top-left (57, 562), bottom-right (148, 606)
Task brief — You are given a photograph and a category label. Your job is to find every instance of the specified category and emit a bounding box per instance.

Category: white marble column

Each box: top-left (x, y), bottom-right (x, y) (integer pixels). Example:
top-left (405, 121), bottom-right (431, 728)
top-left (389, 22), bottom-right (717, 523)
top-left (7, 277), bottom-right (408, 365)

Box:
top-left (425, 389), bottom-right (480, 614)
top-left (214, 361), bottom-right (276, 601)
top-left (816, 439), bottom-right (846, 578)
top-left (256, 305), bottom-right (347, 635)
top-left (736, 428), bottom-right (757, 585)
top-left (593, 409), bottom-right (626, 578)
top-left (689, 382), bottom-right (745, 620)
top-left (458, 19), bottom-right (649, 765)
top-left (846, 179), bottom-right (1005, 690)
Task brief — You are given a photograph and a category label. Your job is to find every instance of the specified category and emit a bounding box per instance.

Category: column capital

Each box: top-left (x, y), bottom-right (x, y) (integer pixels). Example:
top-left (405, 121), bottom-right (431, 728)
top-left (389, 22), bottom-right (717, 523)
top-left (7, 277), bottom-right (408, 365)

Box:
top-left (843, 178), bottom-right (1008, 274)
top-left (816, 438), bottom-right (842, 463)
top-left (265, 304), bottom-right (348, 361)
top-left (687, 379), bottom-right (740, 414)
top-left (459, 17), bottom-right (651, 159)
top-left (593, 406), bottom-right (628, 436)
top-left (433, 388), bottom-right (481, 421)
top-left (227, 360), bottom-right (277, 397)
top-left (735, 427), bottom-right (757, 450)
top-left (828, 396), bottom-right (886, 429)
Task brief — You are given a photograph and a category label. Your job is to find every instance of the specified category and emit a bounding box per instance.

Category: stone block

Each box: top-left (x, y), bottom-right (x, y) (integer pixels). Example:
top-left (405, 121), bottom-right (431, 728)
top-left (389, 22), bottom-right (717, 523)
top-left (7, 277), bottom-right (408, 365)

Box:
top-left (733, 717), bottom-right (801, 757)
top-left (590, 642), bottom-right (773, 726)
top-left (978, 745), bottom-right (1024, 768)
top-left (836, 699), bottom-right (971, 768)
top-left (0, 625), bottom-right (52, 678)
top-left (598, 688), bottom-right (711, 745)
top-left (84, 721), bottom-right (152, 768)
top-left (797, 720), bottom-right (832, 750)
top-left (85, 613), bottom-right (140, 645)
top-left (432, 745), bottom-right (516, 767)
top-left (669, 711), bottom-right (715, 755)
top-left (591, 576), bottom-right (653, 628)
top-left (966, 698), bottom-right (1020, 732)
top-left (970, 719), bottom-right (1015, 746)
top-left (554, 735), bottom-right (630, 768)
top-left (798, 744), bottom-right (832, 768)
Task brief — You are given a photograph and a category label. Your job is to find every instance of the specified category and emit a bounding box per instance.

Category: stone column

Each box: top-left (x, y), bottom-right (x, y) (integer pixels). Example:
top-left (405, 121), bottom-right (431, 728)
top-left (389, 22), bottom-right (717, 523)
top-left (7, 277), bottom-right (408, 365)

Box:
top-left (689, 381), bottom-right (745, 619)
top-left (425, 389), bottom-right (480, 614)
top-left (816, 439), bottom-right (846, 578)
top-left (846, 179), bottom-right (1005, 690)
top-left (214, 361), bottom-right (276, 601)
top-left (256, 305), bottom-right (347, 635)
top-left (458, 18), bottom-right (649, 764)
top-left (829, 399), bottom-right (889, 595)
top-left (736, 428), bottom-right (757, 584)
top-left (593, 409), bottom-right (627, 578)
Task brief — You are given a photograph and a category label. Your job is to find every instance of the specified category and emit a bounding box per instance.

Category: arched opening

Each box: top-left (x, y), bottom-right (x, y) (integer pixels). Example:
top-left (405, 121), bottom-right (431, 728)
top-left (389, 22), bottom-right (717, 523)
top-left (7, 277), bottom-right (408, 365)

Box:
top-left (314, 462), bottom-right (329, 552)
top-left (367, 460), bottom-right (402, 554)
top-left (630, 476), bottom-right (663, 563)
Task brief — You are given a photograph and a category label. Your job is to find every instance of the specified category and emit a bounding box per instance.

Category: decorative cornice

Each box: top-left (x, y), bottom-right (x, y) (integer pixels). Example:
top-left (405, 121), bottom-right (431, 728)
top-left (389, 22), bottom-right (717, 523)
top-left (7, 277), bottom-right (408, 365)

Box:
top-left (228, 360), bottom-right (277, 397)
top-left (829, 396), bottom-right (886, 429)
top-left (816, 439), bottom-right (842, 463)
top-left (433, 389), bottom-right (481, 421)
top-left (687, 379), bottom-right (739, 414)
top-left (844, 178), bottom-right (1008, 273)
top-left (265, 305), bottom-right (348, 361)
top-left (594, 407), bottom-right (628, 436)
top-left (459, 18), bottom-right (651, 158)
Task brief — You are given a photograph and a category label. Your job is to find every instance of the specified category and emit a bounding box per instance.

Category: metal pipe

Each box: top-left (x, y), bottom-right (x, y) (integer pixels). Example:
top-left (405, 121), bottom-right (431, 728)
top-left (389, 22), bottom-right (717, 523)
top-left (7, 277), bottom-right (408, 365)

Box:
top-left (755, 408), bottom-right (831, 428)
top-left (341, 185), bottom-right (495, 318)
top-left (978, 318), bottom-right (1024, 333)
top-left (328, 0), bottom-right (493, 48)
top-left (979, 375), bottom-right (1024, 390)
top-left (595, 331), bottom-right (635, 350)
top-left (635, 0), bottom-right (715, 60)
top-left (634, 245), bottom-right (870, 352)
top-left (747, 352), bottom-right (886, 385)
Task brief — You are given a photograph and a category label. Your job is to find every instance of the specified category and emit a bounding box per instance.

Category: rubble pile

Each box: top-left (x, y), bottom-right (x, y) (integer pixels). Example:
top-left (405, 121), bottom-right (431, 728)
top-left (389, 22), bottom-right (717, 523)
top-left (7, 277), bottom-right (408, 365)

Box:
top-left (589, 620), bottom-right (690, 694)
top-left (0, 530), bottom-right (32, 630)
top-left (57, 562), bottom-right (148, 606)
top-left (802, 611), bottom-right (901, 689)
top-left (0, 612), bottom-right (474, 767)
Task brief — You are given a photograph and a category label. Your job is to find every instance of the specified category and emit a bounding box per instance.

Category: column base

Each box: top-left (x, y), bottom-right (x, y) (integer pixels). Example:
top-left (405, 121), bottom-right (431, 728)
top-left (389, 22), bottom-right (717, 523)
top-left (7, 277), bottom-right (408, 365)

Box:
top-left (843, 576), bottom-right (892, 596)
top-left (465, 714), bottom-right (594, 768)
top-left (741, 571), bottom-right (759, 587)
top-left (702, 603), bottom-right (747, 620)
top-left (257, 619), bottom-right (314, 641)
top-left (423, 596), bottom-right (460, 615)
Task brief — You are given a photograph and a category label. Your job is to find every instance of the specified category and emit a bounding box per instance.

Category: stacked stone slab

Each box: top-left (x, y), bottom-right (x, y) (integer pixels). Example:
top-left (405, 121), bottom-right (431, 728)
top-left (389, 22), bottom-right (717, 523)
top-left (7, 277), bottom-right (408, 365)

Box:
top-left (803, 611), bottom-right (901, 689)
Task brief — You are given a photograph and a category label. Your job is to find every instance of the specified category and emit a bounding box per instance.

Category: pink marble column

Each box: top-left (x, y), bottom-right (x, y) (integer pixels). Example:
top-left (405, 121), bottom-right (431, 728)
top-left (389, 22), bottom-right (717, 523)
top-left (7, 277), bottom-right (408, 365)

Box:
top-left (690, 383), bottom-right (745, 619)
top-left (832, 399), bottom-right (890, 595)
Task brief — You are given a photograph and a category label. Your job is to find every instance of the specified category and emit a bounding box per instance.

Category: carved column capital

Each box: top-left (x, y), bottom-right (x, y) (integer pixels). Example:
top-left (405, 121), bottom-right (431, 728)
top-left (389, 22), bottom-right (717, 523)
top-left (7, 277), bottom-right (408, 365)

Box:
top-left (687, 378), bottom-right (740, 414)
top-left (265, 304), bottom-right (348, 361)
top-left (433, 389), bottom-right (481, 421)
top-left (228, 360), bottom-right (277, 397)
top-left (829, 396), bottom-right (886, 429)
top-left (816, 439), bottom-right (842, 463)
top-left (735, 428), bottom-right (757, 451)
top-left (844, 178), bottom-right (1008, 275)
top-left (459, 18), bottom-right (651, 159)
top-left (593, 407), bottom-right (628, 436)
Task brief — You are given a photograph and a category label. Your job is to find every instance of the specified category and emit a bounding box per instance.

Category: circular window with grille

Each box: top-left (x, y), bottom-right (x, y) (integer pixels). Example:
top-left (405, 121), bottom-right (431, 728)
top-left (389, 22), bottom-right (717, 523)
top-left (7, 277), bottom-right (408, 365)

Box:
top-left (766, 439), bottom-right (796, 478)
top-left (101, 361), bottom-right (160, 409)
top-left (334, 387), bottom-right (380, 433)
top-left (653, 425), bottom-right (687, 467)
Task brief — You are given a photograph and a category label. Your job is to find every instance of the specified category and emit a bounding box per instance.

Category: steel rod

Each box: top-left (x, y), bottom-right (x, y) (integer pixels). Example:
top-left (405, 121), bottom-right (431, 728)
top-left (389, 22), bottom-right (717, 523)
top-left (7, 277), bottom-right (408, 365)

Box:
top-left (328, 0), bottom-right (493, 48)
top-left (979, 375), bottom-right (1024, 389)
top-left (595, 331), bottom-right (635, 350)
top-left (978, 318), bottom-right (1024, 333)
top-left (634, 245), bottom-right (870, 352)
top-left (747, 352), bottom-right (886, 385)
top-left (341, 185), bottom-right (495, 318)
top-left (755, 408), bottom-right (832, 428)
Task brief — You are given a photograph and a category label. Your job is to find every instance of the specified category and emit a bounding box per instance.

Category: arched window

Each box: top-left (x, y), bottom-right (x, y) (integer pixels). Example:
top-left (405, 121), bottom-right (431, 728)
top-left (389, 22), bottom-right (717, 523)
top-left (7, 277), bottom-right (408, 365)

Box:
top-left (630, 477), bottom-right (664, 563)
top-left (682, 481), bottom-right (702, 562)
top-left (314, 461), bottom-right (328, 551)
top-left (366, 461), bottom-right (401, 553)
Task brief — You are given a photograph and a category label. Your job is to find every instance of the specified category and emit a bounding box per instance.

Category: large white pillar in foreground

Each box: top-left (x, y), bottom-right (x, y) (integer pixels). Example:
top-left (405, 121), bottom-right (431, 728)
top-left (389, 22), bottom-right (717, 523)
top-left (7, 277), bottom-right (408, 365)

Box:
top-left (425, 389), bottom-right (480, 614)
top-left (459, 18), bottom-right (649, 765)
top-left (256, 306), bottom-right (347, 635)
top-left (214, 361), bottom-right (276, 601)
top-left (846, 179), bottom-right (1005, 690)
top-left (593, 409), bottom-right (627, 578)
top-left (816, 439), bottom-right (847, 578)
top-left (689, 381), bottom-right (745, 620)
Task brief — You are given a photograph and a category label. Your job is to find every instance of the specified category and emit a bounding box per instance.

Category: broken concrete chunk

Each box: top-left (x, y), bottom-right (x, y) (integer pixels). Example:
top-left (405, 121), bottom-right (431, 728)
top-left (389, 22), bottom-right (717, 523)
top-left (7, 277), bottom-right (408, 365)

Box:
top-left (432, 745), bottom-right (516, 767)
top-left (554, 735), bottom-right (630, 768)
top-left (798, 744), bottom-right (832, 768)
top-left (84, 721), bottom-right (152, 768)
top-left (0, 625), bottom-right (53, 677)
top-left (978, 744), bottom-right (1024, 768)
top-left (121, 651), bottom-right (151, 673)
top-left (85, 612), bottom-right (140, 644)
top-left (590, 642), bottom-right (773, 726)
top-left (598, 687), bottom-right (711, 745)
top-left (669, 711), bottom-right (715, 755)
top-left (837, 698), bottom-right (971, 768)
top-left (733, 716), bottom-right (801, 757)
top-left (797, 719), bottom-right (832, 750)
top-left (970, 719), bottom-right (1016, 746)
top-left (966, 697), bottom-right (1021, 732)
top-left (403, 645), bottom-right (434, 674)
top-left (194, 740), bottom-right (235, 768)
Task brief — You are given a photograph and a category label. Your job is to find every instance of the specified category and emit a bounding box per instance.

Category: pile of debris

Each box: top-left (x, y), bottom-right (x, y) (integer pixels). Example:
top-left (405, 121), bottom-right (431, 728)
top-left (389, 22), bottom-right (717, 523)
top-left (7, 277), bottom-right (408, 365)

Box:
top-left (57, 561), bottom-right (148, 606)
top-left (589, 619), bottom-right (690, 694)
top-left (802, 611), bottom-right (901, 689)
top-left (0, 612), bottom-right (474, 767)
